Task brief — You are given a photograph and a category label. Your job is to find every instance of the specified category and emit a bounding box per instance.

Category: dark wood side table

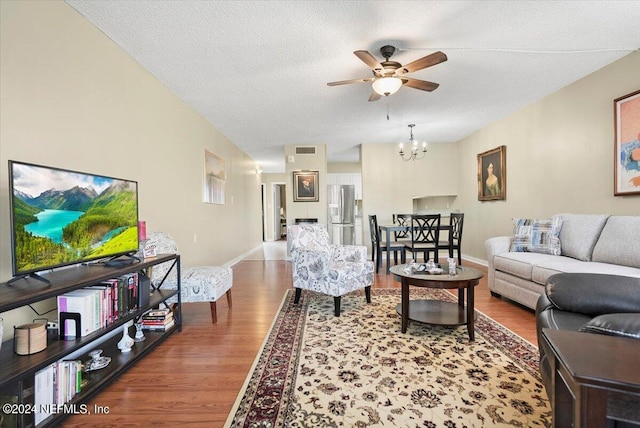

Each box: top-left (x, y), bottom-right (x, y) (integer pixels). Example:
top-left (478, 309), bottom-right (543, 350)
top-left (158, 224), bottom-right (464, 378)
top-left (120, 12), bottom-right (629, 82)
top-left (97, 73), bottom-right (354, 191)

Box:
top-left (390, 264), bottom-right (483, 341)
top-left (541, 329), bottom-right (640, 427)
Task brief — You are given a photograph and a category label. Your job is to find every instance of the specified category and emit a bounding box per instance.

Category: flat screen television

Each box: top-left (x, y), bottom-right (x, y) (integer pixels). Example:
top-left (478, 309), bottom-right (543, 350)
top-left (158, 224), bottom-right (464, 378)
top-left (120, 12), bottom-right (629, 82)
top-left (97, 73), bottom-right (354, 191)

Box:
top-left (8, 160), bottom-right (139, 282)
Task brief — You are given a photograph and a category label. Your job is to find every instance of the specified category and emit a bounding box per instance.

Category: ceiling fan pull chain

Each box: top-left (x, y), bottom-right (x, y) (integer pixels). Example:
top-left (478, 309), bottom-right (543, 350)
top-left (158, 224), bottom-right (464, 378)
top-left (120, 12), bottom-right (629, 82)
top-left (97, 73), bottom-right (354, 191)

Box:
top-left (386, 97), bottom-right (390, 121)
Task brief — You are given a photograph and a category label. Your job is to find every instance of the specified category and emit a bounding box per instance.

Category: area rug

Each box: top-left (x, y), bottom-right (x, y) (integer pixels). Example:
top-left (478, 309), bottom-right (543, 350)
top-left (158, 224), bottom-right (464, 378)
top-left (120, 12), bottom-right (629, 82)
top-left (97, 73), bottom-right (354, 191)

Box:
top-left (224, 289), bottom-right (551, 427)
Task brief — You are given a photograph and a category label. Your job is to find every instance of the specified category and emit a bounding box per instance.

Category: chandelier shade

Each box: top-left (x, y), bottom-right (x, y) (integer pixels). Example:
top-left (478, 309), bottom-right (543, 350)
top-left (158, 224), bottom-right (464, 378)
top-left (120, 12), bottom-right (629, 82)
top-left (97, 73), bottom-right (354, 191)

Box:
top-left (372, 77), bottom-right (402, 96)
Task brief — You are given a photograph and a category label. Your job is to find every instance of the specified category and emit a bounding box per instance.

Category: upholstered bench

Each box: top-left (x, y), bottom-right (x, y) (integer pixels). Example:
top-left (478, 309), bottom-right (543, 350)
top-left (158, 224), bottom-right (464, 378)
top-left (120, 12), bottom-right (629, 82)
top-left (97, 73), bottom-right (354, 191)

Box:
top-left (144, 232), bottom-right (233, 323)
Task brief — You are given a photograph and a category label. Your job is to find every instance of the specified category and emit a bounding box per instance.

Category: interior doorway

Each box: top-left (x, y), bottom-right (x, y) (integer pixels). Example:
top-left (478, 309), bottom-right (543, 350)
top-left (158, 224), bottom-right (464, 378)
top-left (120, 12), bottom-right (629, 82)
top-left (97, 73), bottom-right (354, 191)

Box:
top-left (260, 183), bottom-right (266, 241)
top-left (272, 183), bottom-right (286, 241)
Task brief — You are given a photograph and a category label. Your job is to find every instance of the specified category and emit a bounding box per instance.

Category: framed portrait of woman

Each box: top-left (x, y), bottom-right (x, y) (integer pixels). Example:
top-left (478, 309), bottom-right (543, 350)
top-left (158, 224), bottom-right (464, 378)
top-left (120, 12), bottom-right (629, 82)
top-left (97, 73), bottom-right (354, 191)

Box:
top-left (477, 146), bottom-right (506, 201)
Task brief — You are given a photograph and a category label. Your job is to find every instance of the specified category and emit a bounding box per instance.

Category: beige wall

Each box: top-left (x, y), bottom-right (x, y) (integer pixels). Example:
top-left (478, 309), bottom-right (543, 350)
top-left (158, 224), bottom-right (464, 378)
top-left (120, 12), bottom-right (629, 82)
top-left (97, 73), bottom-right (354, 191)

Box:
top-left (456, 51), bottom-right (640, 262)
top-left (1, 2), bottom-right (262, 327)
top-left (360, 52), bottom-right (639, 262)
top-left (361, 141), bottom-right (460, 250)
top-left (284, 145), bottom-right (328, 227)
top-left (328, 162), bottom-right (361, 173)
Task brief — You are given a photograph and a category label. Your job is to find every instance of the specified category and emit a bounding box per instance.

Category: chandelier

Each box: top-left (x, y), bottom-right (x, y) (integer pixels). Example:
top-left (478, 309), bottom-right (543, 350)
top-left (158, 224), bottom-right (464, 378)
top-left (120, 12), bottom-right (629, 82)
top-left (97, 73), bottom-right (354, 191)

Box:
top-left (398, 124), bottom-right (427, 161)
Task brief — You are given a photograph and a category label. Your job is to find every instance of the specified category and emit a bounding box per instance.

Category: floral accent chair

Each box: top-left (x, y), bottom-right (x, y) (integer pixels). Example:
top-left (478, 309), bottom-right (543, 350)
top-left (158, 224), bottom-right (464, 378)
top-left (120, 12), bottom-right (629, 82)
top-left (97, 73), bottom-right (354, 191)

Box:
top-left (144, 232), bottom-right (232, 323)
top-left (287, 224), bottom-right (374, 316)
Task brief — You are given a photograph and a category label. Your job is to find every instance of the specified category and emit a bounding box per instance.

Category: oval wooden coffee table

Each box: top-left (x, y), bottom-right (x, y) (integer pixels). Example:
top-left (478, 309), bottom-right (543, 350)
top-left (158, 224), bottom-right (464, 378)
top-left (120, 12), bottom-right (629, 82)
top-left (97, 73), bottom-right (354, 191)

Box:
top-left (390, 264), bottom-right (484, 341)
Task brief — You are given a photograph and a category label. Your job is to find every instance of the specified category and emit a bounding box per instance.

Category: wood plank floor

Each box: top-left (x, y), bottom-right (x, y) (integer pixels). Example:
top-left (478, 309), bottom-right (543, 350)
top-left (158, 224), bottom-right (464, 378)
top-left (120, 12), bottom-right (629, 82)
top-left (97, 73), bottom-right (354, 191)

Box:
top-left (62, 254), bottom-right (537, 427)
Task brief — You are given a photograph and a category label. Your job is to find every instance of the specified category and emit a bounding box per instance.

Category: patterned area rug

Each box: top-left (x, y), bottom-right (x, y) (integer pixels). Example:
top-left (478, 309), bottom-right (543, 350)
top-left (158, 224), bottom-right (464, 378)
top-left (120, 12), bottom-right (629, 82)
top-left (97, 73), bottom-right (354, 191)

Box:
top-left (225, 289), bottom-right (551, 427)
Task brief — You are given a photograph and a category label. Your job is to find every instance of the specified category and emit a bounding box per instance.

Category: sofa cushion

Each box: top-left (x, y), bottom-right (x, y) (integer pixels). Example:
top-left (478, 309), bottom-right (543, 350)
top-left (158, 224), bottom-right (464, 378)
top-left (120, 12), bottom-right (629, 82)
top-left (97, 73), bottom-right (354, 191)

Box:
top-left (494, 252), bottom-right (559, 280)
top-left (579, 313), bottom-right (640, 339)
top-left (510, 217), bottom-right (563, 255)
top-left (554, 214), bottom-right (609, 261)
top-left (591, 216), bottom-right (640, 269)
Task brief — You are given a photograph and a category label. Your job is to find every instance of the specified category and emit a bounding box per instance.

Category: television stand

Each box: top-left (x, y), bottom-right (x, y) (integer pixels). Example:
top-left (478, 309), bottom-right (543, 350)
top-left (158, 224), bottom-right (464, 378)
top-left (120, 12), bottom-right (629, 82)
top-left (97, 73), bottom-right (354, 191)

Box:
top-left (6, 272), bottom-right (51, 286)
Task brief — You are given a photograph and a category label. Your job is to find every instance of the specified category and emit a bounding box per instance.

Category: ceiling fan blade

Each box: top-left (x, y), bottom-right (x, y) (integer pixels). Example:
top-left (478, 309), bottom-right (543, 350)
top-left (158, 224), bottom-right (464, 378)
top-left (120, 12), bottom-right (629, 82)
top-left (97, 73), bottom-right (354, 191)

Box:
top-left (395, 51), bottom-right (447, 76)
top-left (354, 50), bottom-right (383, 72)
top-left (368, 91), bottom-right (382, 102)
top-left (327, 77), bottom-right (374, 86)
top-left (402, 77), bottom-right (440, 92)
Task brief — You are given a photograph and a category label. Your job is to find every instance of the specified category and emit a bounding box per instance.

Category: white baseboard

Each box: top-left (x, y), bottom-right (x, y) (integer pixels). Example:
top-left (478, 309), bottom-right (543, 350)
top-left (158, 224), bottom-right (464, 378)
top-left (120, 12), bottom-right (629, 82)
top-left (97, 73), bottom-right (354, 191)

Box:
top-left (226, 244), bottom-right (263, 268)
top-left (462, 254), bottom-right (488, 267)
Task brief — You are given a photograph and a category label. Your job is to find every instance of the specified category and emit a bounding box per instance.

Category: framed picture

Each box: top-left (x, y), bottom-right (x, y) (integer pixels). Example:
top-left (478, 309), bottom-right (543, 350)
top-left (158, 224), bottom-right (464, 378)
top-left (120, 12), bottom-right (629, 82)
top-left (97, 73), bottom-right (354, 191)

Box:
top-left (614, 89), bottom-right (640, 196)
top-left (293, 171), bottom-right (319, 202)
top-left (203, 149), bottom-right (226, 204)
top-left (477, 145), bottom-right (506, 201)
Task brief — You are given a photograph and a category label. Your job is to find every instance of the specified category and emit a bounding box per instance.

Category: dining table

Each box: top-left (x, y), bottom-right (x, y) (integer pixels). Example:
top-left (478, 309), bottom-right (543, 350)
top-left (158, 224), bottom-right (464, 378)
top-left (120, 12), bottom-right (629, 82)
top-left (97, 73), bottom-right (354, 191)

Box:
top-left (379, 222), bottom-right (451, 274)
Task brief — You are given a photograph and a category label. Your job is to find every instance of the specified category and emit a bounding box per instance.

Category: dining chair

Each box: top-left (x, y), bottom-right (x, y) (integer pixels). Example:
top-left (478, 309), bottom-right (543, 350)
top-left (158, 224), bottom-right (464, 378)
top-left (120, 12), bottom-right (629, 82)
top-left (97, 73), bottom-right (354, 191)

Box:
top-left (392, 214), bottom-right (412, 242)
top-left (404, 214), bottom-right (441, 263)
top-left (436, 213), bottom-right (464, 265)
top-left (369, 215), bottom-right (405, 273)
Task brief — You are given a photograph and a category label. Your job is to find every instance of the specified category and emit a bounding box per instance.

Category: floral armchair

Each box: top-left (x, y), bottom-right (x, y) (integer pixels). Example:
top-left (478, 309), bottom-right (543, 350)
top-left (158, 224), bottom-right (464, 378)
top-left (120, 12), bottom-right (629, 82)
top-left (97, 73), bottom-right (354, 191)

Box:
top-left (144, 232), bottom-right (232, 323)
top-left (287, 224), bottom-right (374, 316)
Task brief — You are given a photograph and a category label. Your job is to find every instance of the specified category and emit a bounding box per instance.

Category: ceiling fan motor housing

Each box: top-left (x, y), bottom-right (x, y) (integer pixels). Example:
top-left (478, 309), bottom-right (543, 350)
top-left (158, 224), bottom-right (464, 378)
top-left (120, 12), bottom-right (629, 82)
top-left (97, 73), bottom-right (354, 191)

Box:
top-left (380, 45), bottom-right (396, 59)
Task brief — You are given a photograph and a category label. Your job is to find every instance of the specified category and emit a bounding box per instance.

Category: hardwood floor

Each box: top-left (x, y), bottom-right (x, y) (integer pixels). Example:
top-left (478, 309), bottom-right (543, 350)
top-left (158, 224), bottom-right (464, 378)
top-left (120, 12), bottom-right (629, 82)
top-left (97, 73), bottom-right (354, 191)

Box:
top-left (62, 255), bottom-right (537, 427)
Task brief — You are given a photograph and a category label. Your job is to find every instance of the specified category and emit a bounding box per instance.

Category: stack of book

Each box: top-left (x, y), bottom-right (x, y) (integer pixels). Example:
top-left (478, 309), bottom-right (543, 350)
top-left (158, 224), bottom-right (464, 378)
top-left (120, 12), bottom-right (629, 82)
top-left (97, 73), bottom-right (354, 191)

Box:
top-left (140, 308), bottom-right (175, 332)
top-left (57, 272), bottom-right (139, 338)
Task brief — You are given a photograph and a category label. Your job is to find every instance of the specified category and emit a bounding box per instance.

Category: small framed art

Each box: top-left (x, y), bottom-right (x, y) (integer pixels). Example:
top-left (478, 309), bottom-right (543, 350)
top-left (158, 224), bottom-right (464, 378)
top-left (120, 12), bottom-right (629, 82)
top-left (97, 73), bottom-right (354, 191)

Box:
top-left (293, 171), bottom-right (319, 202)
top-left (613, 89), bottom-right (640, 196)
top-left (477, 145), bottom-right (506, 201)
top-left (203, 149), bottom-right (226, 204)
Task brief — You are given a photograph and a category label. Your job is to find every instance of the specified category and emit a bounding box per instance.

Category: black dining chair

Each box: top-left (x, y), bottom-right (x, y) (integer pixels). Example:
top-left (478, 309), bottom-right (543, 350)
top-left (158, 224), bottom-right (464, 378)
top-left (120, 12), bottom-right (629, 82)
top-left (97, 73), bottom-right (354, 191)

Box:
top-left (404, 214), bottom-right (441, 263)
top-left (369, 215), bottom-right (405, 273)
top-left (392, 214), bottom-right (412, 242)
top-left (436, 213), bottom-right (464, 265)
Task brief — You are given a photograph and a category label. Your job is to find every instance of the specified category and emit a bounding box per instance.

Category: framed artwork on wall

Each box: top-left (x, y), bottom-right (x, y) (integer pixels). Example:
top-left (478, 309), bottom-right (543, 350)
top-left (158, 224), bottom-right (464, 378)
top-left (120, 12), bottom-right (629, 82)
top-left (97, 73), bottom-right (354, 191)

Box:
top-left (477, 145), bottom-right (506, 201)
top-left (613, 89), bottom-right (640, 196)
top-left (293, 171), bottom-right (319, 202)
top-left (203, 149), bottom-right (226, 204)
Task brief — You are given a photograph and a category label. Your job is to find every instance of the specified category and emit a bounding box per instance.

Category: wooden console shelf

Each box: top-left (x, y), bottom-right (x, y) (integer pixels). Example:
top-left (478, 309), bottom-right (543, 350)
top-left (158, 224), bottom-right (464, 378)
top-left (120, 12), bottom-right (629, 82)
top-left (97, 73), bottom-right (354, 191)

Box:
top-left (0, 254), bottom-right (181, 428)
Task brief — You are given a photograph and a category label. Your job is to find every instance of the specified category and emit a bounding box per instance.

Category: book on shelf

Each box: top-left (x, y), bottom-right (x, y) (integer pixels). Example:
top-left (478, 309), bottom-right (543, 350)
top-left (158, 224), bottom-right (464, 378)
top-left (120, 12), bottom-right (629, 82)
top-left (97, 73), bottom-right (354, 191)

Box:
top-left (141, 311), bottom-right (173, 320)
top-left (145, 307), bottom-right (171, 317)
top-left (141, 318), bottom-right (173, 327)
top-left (34, 363), bottom-right (55, 425)
top-left (141, 319), bottom-right (175, 331)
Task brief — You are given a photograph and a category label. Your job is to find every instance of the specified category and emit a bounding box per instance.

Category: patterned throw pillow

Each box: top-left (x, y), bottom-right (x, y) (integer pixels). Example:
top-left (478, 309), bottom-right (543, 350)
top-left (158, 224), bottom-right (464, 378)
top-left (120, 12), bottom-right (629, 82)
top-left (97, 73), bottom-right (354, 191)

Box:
top-left (510, 217), bottom-right (563, 255)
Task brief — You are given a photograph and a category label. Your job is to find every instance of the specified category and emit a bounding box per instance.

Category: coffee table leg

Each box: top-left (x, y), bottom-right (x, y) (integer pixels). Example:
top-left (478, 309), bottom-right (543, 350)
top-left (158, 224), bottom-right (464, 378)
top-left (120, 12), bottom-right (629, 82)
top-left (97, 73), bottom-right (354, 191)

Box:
top-left (467, 283), bottom-right (475, 341)
top-left (401, 279), bottom-right (409, 333)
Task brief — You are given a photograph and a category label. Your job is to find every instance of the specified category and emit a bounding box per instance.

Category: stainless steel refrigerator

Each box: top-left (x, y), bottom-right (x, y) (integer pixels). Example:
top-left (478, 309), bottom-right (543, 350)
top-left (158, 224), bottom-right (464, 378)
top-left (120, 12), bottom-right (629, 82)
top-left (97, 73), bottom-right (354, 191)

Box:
top-left (327, 184), bottom-right (355, 245)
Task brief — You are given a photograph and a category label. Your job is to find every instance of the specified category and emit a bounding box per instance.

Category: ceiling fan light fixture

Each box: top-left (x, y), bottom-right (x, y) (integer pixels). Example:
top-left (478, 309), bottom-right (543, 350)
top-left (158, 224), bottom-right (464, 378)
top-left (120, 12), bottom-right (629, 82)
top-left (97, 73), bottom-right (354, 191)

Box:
top-left (372, 77), bottom-right (402, 96)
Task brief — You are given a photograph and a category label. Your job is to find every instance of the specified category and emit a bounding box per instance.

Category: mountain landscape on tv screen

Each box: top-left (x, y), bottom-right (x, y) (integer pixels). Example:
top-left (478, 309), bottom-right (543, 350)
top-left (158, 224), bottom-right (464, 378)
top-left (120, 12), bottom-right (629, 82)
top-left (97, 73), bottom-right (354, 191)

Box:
top-left (12, 167), bottom-right (138, 273)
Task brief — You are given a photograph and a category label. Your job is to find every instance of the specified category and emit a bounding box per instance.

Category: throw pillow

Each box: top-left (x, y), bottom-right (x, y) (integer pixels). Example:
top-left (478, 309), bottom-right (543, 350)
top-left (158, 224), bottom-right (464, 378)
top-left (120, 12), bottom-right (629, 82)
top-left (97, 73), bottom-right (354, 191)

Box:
top-left (510, 217), bottom-right (563, 255)
top-left (579, 313), bottom-right (640, 339)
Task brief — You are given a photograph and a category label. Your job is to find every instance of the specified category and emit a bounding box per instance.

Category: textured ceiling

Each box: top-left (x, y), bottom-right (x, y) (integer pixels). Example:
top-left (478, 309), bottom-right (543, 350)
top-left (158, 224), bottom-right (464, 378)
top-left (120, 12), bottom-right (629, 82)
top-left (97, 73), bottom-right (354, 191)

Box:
top-left (65, 1), bottom-right (640, 173)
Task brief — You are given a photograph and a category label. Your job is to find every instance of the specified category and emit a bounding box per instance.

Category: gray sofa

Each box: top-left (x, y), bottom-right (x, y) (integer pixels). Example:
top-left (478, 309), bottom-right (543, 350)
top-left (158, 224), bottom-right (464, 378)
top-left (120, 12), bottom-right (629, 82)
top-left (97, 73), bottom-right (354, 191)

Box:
top-left (485, 214), bottom-right (640, 310)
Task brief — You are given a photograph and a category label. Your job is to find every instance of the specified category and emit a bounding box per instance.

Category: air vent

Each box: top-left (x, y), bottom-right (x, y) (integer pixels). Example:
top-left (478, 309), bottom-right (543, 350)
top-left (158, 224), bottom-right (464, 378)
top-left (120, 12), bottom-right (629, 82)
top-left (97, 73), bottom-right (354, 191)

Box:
top-left (295, 146), bottom-right (316, 155)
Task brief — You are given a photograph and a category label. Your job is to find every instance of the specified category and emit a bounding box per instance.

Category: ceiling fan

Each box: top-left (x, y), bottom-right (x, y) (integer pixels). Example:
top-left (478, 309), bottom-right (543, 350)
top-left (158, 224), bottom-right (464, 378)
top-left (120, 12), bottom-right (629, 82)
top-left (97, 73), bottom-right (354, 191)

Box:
top-left (327, 45), bottom-right (447, 101)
